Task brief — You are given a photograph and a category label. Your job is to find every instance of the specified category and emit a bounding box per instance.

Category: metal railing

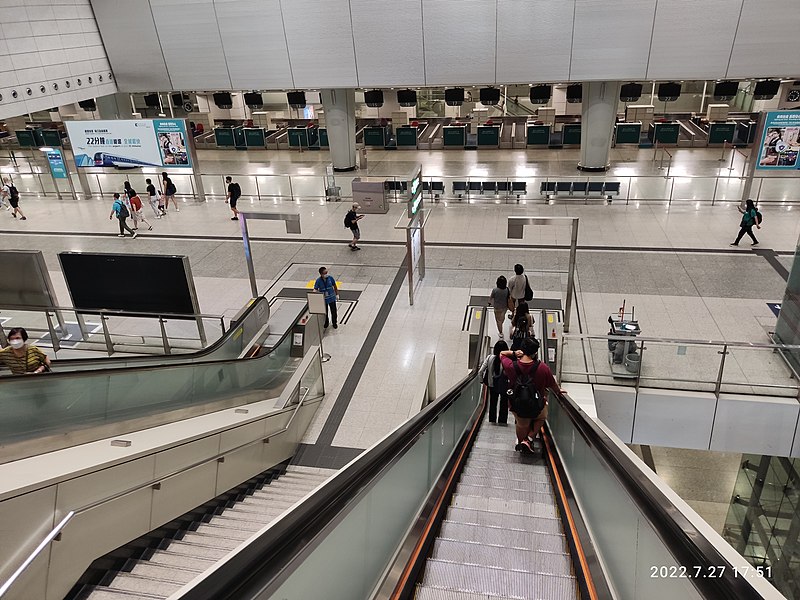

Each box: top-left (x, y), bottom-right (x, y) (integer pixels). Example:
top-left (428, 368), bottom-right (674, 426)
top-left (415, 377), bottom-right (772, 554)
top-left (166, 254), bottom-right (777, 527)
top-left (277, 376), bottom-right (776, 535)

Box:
top-left (0, 345), bottom-right (323, 599)
top-left (558, 333), bottom-right (800, 399)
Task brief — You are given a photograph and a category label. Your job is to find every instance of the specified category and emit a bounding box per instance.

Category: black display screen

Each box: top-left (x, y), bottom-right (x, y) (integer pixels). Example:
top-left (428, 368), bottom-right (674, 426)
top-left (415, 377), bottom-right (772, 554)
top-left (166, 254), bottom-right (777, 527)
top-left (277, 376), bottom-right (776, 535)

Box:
top-left (58, 252), bottom-right (197, 317)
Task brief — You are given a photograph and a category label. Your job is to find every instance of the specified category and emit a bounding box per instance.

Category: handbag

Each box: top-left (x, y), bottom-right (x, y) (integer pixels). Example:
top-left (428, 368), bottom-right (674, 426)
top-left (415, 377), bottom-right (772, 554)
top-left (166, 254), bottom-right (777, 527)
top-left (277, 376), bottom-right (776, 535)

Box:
top-left (524, 275), bottom-right (533, 302)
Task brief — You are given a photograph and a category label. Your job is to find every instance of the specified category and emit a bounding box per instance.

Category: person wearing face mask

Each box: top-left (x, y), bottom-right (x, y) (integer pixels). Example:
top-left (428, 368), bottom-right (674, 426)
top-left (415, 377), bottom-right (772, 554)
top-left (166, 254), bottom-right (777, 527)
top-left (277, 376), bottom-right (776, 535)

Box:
top-left (313, 266), bottom-right (339, 329)
top-left (0, 327), bottom-right (51, 375)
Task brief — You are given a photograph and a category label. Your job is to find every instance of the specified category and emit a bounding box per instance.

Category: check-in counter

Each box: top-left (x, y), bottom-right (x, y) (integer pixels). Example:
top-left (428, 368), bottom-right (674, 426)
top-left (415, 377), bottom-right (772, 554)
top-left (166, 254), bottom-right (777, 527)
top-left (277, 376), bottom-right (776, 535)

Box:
top-left (396, 126), bottom-right (418, 149)
top-left (443, 125), bottom-right (466, 148)
top-left (243, 127), bottom-right (266, 148)
top-left (214, 127), bottom-right (235, 147)
top-left (363, 126), bottom-right (389, 147)
top-left (351, 177), bottom-right (390, 214)
top-left (477, 125), bottom-right (500, 147)
top-left (708, 122), bottom-right (736, 145)
top-left (614, 122), bottom-right (641, 145)
top-left (526, 123), bottom-right (550, 146)
top-left (648, 121), bottom-right (680, 145)
top-left (562, 123), bottom-right (581, 146)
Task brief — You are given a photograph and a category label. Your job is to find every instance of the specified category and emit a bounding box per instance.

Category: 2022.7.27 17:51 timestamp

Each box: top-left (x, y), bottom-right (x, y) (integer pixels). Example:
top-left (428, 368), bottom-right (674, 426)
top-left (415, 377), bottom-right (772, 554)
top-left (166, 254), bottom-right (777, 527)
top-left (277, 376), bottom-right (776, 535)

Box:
top-left (650, 565), bottom-right (772, 579)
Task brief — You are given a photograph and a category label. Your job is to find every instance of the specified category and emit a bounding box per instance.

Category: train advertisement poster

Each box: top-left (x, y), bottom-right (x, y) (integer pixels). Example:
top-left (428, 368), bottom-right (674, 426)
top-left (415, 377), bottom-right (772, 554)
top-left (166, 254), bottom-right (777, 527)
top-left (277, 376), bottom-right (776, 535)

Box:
top-left (756, 111), bottom-right (800, 170)
top-left (66, 119), bottom-right (192, 169)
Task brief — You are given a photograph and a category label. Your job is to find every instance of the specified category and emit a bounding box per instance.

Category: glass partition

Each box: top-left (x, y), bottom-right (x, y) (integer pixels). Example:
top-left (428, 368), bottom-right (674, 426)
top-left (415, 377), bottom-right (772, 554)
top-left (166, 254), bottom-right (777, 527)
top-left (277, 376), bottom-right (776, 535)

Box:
top-left (268, 376), bottom-right (483, 600)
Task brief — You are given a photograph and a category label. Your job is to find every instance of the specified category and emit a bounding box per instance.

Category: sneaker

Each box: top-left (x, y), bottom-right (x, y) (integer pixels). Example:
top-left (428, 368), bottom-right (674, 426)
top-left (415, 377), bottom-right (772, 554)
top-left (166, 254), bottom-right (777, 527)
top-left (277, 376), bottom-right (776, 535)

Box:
top-left (117, 234), bottom-right (125, 237)
top-left (324, 323), bottom-right (329, 329)
top-left (515, 442), bottom-right (525, 452)
top-left (231, 217), bottom-right (239, 220)
top-left (20, 216), bottom-right (26, 220)
top-left (132, 232), bottom-right (137, 239)
top-left (729, 243), bottom-right (738, 246)
top-left (352, 246), bottom-right (361, 251)
top-left (519, 440), bottom-right (534, 455)
top-left (333, 323), bottom-right (338, 329)
top-left (175, 207), bottom-right (180, 212)
top-left (148, 226), bottom-right (153, 231)
top-left (752, 242), bottom-right (759, 246)
top-left (498, 332), bottom-right (504, 340)
top-left (156, 215), bottom-right (162, 219)
top-left (11, 213), bottom-right (16, 218)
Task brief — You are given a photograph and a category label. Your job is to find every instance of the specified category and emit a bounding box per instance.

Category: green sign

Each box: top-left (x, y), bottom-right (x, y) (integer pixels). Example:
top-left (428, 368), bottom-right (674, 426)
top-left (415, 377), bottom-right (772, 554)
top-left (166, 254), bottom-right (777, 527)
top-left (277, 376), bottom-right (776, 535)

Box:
top-left (46, 148), bottom-right (68, 179)
top-left (16, 130), bottom-right (39, 148)
top-left (319, 128), bottom-right (329, 147)
top-left (708, 122), bottom-right (736, 144)
top-left (563, 124), bottom-right (581, 145)
top-left (214, 127), bottom-right (235, 147)
top-left (244, 128), bottom-right (265, 147)
top-left (477, 126), bottom-right (499, 146)
top-left (396, 127), bottom-right (417, 147)
top-left (363, 127), bottom-right (386, 147)
top-left (443, 126), bottom-right (465, 147)
top-left (41, 129), bottom-right (62, 147)
top-left (526, 125), bottom-right (550, 145)
top-left (651, 122), bottom-right (680, 144)
top-left (288, 128), bottom-right (308, 147)
top-left (615, 123), bottom-right (641, 145)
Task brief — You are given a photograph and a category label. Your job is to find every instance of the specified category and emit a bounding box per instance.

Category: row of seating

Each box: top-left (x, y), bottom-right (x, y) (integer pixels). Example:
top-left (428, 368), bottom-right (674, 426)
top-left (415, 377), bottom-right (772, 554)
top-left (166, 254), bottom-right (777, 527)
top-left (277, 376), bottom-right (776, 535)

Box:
top-left (540, 181), bottom-right (621, 198)
top-left (385, 180), bottom-right (527, 198)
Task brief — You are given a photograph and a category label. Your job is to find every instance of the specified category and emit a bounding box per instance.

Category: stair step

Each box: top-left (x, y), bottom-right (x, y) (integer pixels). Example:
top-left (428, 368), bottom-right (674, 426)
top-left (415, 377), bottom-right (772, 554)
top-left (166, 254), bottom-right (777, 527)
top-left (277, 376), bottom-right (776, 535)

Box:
top-left (455, 484), bottom-right (552, 504)
top-left (223, 504), bottom-right (287, 519)
top-left (252, 487), bottom-right (311, 500)
top-left (108, 574), bottom-right (182, 597)
top-left (83, 588), bottom-right (163, 600)
top-left (471, 449), bottom-right (545, 463)
top-left (420, 560), bottom-right (578, 600)
top-left (178, 532), bottom-right (241, 550)
top-left (459, 475), bottom-right (552, 493)
top-left (162, 541), bottom-right (230, 561)
top-left (284, 465), bottom-right (337, 477)
top-left (446, 507), bottom-right (562, 535)
top-left (438, 521), bottom-right (567, 554)
top-left (129, 562), bottom-right (199, 584)
top-left (200, 515), bottom-right (269, 531)
top-left (415, 586), bottom-right (516, 600)
top-left (431, 539), bottom-right (572, 576)
top-left (194, 523), bottom-right (254, 541)
top-left (464, 456), bottom-right (548, 472)
top-left (451, 494), bottom-right (558, 519)
top-left (461, 464), bottom-right (550, 483)
top-left (148, 551), bottom-right (217, 572)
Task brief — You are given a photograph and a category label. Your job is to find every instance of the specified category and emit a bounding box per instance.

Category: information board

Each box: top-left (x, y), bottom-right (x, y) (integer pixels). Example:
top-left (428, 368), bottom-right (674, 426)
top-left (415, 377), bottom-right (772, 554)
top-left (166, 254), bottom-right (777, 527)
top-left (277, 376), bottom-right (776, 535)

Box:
top-left (407, 164), bottom-right (423, 218)
top-left (65, 119), bottom-right (192, 169)
top-left (756, 111), bottom-right (800, 170)
top-left (46, 149), bottom-right (68, 179)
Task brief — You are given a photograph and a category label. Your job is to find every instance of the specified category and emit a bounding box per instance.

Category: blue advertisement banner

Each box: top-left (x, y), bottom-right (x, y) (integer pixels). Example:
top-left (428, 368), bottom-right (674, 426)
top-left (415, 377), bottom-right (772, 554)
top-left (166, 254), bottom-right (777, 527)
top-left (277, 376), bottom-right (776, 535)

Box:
top-left (46, 149), bottom-right (68, 179)
top-left (756, 111), bottom-right (800, 170)
top-left (153, 119), bottom-right (191, 168)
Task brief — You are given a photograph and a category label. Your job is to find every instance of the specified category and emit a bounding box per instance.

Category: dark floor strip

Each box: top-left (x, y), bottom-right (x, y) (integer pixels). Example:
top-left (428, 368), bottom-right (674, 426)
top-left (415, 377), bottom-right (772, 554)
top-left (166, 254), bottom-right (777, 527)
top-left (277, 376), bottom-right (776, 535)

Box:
top-left (639, 445), bottom-right (657, 474)
top-left (754, 248), bottom-right (790, 282)
top-left (291, 444), bottom-right (363, 470)
top-left (277, 288), bottom-right (362, 301)
top-left (314, 265), bottom-right (408, 448)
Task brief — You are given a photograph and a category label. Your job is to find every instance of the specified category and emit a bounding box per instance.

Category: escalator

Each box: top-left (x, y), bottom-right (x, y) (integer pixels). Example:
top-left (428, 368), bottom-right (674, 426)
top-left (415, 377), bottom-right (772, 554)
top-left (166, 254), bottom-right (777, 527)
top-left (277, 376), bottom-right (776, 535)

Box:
top-left (162, 314), bottom-right (782, 600)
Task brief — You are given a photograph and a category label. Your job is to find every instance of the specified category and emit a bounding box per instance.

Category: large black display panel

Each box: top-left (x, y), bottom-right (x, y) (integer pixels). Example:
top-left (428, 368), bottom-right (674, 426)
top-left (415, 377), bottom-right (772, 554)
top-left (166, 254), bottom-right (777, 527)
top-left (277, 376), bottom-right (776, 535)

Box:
top-left (775, 241), bottom-right (800, 373)
top-left (58, 252), bottom-right (198, 316)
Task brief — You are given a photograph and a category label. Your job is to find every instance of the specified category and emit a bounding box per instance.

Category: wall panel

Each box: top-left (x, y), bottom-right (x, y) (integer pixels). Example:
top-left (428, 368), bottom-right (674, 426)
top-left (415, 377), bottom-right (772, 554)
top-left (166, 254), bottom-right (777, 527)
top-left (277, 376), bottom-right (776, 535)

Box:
top-left (215, 0), bottom-right (293, 90)
top-left (496, 0), bottom-right (573, 83)
top-left (571, 0), bottom-right (656, 81)
top-left (150, 0), bottom-right (231, 90)
top-left (422, 0), bottom-right (497, 85)
top-left (728, 0), bottom-right (800, 79)
top-left (281, 0), bottom-right (358, 88)
top-left (351, 0), bottom-right (425, 87)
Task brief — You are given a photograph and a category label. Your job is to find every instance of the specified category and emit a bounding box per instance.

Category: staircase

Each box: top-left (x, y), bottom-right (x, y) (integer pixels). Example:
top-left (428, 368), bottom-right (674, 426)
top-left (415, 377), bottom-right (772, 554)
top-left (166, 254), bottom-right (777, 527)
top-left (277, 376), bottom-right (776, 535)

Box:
top-left (415, 421), bottom-right (579, 600)
top-left (82, 466), bottom-right (334, 600)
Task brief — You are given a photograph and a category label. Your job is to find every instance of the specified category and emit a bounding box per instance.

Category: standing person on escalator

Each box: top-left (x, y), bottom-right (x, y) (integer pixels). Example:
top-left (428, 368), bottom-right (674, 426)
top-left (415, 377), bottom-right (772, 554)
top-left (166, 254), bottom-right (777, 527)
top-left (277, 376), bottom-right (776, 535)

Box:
top-left (479, 340), bottom-right (510, 425)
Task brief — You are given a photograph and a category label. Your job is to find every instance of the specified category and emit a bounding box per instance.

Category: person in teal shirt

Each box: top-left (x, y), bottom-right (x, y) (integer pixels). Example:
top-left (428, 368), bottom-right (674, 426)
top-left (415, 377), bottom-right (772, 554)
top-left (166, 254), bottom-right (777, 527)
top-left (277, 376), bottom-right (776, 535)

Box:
top-left (314, 266), bottom-right (339, 329)
top-left (731, 198), bottom-right (760, 246)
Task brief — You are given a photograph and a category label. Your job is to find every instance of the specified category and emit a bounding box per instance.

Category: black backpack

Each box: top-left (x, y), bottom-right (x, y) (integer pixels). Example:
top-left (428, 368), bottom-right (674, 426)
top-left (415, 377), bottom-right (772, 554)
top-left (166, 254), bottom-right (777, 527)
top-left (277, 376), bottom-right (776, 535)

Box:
top-left (343, 212), bottom-right (352, 229)
top-left (506, 359), bottom-right (544, 417)
top-left (117, 201), bottom-right (129, 218)
top-left (756, 211), bottom-right (763, 225)
top-left (8, 185), bottom-right (19, 199)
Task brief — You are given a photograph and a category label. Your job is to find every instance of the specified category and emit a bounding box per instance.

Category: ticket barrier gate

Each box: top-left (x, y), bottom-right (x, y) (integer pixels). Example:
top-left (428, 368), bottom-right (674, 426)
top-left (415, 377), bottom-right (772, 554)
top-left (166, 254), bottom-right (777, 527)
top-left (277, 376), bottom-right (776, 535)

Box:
top-left (290, 311), bottom-right (323, 358)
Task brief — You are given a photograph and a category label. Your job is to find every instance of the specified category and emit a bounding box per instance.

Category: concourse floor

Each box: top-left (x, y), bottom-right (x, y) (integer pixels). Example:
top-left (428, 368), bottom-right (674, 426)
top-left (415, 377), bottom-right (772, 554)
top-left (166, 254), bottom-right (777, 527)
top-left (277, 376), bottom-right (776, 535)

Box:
top-left (0, 145), bottom-right (797, 535)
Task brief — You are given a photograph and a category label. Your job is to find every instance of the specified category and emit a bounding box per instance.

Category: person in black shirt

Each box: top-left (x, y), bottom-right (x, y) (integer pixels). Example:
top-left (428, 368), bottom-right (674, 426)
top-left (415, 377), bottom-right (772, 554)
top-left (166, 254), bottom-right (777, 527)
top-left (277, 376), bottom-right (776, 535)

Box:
top-left (225, 176), bottom-right (242, 221)
top-left (146, 178), bottom-right (165, 217)
top-left (344, 203), bottom-right (364, 251)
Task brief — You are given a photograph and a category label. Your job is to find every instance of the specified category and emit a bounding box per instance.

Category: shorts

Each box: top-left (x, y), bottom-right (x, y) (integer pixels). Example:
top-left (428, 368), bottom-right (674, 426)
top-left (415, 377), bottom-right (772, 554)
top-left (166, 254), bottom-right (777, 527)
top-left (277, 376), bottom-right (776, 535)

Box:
top-left (229, 197), bottom-right (239, 208)
top-left (350, 226), bottom-right (360, 240)
top-left (9, 197), bottom-right (19, 208)
top-left (510, 398), bottom-right (548, 421)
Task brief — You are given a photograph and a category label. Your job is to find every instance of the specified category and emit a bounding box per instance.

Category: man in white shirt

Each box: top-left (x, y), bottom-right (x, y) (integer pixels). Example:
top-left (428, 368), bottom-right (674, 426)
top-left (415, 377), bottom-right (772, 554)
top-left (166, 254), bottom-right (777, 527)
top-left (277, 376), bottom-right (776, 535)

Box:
top-left (508, 263), bottom-right (530, 307)
top-left (0, 179), bottom-right (12, 210)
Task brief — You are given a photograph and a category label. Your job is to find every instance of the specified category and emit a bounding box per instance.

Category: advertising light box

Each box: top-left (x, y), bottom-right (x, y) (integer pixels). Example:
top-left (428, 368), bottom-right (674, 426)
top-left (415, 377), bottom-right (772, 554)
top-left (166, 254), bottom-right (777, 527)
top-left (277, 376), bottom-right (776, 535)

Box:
top-left (65, 119), bottom-right (192, 169)
top-left (756, 111), bottom-right (800, 170)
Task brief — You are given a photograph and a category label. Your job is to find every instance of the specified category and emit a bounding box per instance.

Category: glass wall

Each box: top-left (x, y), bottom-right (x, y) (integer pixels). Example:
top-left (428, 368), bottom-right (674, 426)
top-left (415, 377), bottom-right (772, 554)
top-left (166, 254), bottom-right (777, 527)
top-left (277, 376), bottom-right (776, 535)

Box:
top-left (774, 235), bottom-right (800, 374)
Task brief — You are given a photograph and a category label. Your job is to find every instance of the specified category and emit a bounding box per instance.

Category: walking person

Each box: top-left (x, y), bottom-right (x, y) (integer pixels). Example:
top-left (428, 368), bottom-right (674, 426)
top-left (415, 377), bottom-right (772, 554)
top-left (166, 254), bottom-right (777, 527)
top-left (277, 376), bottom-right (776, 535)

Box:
top-left (499, 338), bottom-right (561, 455)
top-left (0, 327), bottom-right (51, 375)
top-left (489, 275), bottom-right (513, 339)
top-left (344, 203), bottom-right (364, 251)
top-left (509, 301), bottom-right (534, 351)
top-left (161, 172), bottom-right (178, 212)
top-left (109, 193), bottom-right (136, 238)
top-left (479, 340), bottom-right (510, 424)
top-left (0, 178), bottom-right (10, 211)
top-left (730, 199), bottom-right (761, 247)
top-left (2, 177), bottom-right (26, 220)
top-left (508, 264), bottom-right (532, 307)
top-left (225, 176), bottom-right (241, 220)
top-left (146, 178), bottom-right (165, 218)
top-left (123, 182), bottom-right (152, 230)
top-left (313, 266), bottom-right (339, 329)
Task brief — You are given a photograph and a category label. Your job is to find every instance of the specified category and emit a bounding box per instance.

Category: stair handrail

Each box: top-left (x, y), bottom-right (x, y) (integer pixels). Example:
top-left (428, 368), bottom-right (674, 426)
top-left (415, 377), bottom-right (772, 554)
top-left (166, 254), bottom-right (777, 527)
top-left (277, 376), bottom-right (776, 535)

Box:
top-left (0, 346), bottom-right (323, 598)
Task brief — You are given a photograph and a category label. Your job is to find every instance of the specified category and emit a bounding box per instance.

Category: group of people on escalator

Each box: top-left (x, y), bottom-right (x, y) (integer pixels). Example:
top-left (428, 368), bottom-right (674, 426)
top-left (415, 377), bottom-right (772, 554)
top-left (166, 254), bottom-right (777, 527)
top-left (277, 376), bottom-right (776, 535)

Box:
top-left (479, 263), bottom-right (563, 456)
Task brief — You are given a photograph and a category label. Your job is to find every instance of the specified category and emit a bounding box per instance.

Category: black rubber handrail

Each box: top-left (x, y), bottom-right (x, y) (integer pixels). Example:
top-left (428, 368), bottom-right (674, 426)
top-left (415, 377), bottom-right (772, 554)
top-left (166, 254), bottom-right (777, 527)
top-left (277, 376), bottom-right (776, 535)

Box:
top-left (552, 391), bottom-right (766, 599)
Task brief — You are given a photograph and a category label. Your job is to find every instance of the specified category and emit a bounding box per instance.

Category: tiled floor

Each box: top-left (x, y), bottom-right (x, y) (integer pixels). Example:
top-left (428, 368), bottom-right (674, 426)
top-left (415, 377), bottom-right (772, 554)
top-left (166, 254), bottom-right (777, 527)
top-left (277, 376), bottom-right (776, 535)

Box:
top-left (1, 145), bottom-right (797, 535)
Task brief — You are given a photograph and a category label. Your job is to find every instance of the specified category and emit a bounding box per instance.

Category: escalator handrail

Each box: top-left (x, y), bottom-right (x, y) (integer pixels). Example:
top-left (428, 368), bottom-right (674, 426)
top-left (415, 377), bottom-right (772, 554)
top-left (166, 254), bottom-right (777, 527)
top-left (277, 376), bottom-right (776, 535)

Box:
top-left (175, 307), bottom-right (491, 600)
top-left (551, 390), bottom-right (769, 599)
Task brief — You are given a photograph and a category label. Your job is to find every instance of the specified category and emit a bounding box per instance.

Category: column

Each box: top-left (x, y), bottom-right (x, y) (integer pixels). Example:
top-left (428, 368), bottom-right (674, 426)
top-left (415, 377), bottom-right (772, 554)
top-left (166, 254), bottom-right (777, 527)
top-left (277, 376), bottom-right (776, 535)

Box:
top-left (578, 81), bottom-right (621, 172)
top-left (95, 93), bottom-right (132, 120)
top-left (321, 89), bottom-right (356, 172)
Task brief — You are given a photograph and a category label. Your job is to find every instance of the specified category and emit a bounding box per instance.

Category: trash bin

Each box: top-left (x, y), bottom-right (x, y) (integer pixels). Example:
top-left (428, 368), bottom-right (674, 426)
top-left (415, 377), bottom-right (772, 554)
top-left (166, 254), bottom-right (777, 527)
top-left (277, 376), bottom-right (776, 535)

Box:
top-left (624, 353), bottom-right (640, 373)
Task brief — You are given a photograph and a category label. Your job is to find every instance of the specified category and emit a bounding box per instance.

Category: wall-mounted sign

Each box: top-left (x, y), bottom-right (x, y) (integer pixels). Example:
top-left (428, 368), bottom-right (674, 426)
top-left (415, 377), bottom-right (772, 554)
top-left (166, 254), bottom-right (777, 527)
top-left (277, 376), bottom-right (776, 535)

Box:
top-left (65, 119), bottom-right (192, 169)
top-left (757, 111), bottom-right (800, 170)
top-left (407, 163), bottom-right (423, 218)
top-left (45, 148), bottom-right (68, 179)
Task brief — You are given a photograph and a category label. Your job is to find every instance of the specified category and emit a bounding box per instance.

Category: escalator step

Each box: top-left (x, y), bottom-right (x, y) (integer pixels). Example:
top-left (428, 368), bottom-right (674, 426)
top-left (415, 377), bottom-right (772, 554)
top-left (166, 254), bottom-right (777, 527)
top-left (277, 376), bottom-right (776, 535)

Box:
top-left (178, 532), bottom-right (241, 550)
top-left (161, 541), bottom-right (230, 560)
top-left (451, 494), bottom-right (558, 519)
top-left (222, 504), bottom-right (287, 519)
top-left (199, 515), bottom-right (269, 531)
top-left (431, 539), bottom-right (572, 575)
top-left (471, 448), bottom-right (546, 463)
top-left (458, 475), bottom-right (552, 493)
top-left (455, 484), bottom-right (553, 504)
top-left (420, 560), bottom-right (578, 600)
top-left (148, 551), bottom-right (218, 571)
top-left (461, 464), bottom-right (550, 483)
top-left (128, 562), bottom-right (199, 584)
top-left (83, 589), bottom-right (163, 600)
top-left (446, 507), bottom-right (562, 535)
top-left (415, 586), bottom-right (516, 600)
top-left (193, 523), bottom-right (254, 541)
top-left (438, 521), bottom-right (567, 554)
top-left (107, 574), bottom-right (182, 597)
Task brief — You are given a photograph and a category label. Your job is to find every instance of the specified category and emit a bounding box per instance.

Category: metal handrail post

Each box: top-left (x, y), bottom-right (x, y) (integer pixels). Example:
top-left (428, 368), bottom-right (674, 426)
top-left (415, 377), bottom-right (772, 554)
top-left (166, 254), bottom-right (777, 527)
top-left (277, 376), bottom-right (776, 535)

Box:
top-left (159, 317), bottom-right (171, 355)
top-left (728, 146), bottom-right (736, 171)
top-left (665, 155), bottom-right (672, 179)
top-left (45, 311), bottom-right (61, 353)
top-left (563, 218), bottom-right (579, 334)
top-left (711, 177), bottom-right (719, 206)
top-left (100, 314), bottom-right (114, 356)
top-left (715, 344), bottom-right (729, 399)
top-left (668, 178), bottom-right (675, 206)
top-left (254, 176), bottom-right (261, 201)
top-left (719, 140), bottom-right (727, 161)
top-left (288, 175), bottom-right (294, 201)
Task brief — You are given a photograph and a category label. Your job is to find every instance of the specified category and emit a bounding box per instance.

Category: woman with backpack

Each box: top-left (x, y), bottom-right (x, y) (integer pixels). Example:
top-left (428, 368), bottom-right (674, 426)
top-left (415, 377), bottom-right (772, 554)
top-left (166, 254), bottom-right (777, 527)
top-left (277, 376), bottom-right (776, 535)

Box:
top-left (109, 193), bottom-right (136, 238)
top-left (161, 172), bottom-right (178, 212)
top-left (731, 198), bottom-right (761, 247)
top-left (478, 340), bottom-right (509, 424)
top-left (509, 301), bottom-right (534, 351)
top-left (489, 276), bottom-right (512, 339)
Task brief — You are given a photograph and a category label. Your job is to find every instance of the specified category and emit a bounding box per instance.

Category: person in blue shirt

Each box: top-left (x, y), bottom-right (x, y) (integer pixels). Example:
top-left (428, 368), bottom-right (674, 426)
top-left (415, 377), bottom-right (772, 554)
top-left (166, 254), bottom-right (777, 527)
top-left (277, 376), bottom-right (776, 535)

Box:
top-left (314, 266), bottom-right (339, 329)
top-left (730, 198), bottom-right (761, 247)
top-left (108, 193), bottom-right (136, 238)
